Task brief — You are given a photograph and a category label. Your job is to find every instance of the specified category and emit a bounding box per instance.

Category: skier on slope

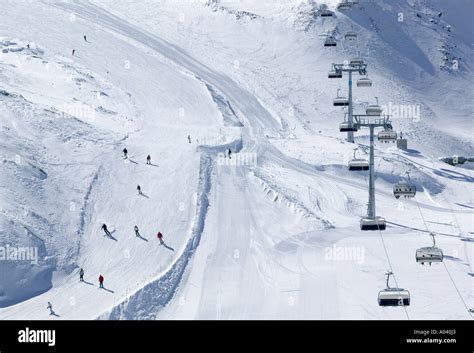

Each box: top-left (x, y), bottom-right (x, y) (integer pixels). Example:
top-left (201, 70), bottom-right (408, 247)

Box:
top-left (98, 275), bottom-right (104, 288)
top-left (122, 148), bottom-right (128, 159)
top-left (101, 224), bottom-right (111, 237)
top-left (83, 35), bottom-right (87, 42)
top-left (137, 185), bottom-right (143, 195)
top-left (157, 231), bottom-right (164, 245)
top-left (228, 148), bottom-right (232, 159)
top-left (72, 49), bottom-right (76, 56)
top-left (146, 155), bottom-right (151, 165)
top-left (134, 225), bottom-right (140, 237)
top-left (47, 302), bottom-right (53, 315)
top-left (188, 135), bottom-right (191, 144)
top-left (79, 268), bottom-right (84, 282)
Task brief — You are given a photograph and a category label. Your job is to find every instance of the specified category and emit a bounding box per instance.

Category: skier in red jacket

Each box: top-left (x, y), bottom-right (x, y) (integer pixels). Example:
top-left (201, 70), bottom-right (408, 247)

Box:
top-left (157, 232), bottom-right (164, 245)
top-left (99, 275), bottom-right (104, 288)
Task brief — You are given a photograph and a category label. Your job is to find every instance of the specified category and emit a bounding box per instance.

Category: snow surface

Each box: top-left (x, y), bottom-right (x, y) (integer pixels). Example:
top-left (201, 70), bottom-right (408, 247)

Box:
top-left (0, 0), bottom-right (472, 320)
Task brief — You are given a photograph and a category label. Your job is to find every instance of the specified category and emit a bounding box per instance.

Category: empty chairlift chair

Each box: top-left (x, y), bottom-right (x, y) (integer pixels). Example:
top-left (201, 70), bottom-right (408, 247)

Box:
top-left (350, 57), bottom-right (364, 66)
top-left (337, 1), bottom-right (352, 10)
top-left (324, 36), bottom-right (337, 47)
top-left (416, 232), bottom-right (444, 265)
top-left (366, 97), bottom-right (383, 116)
top-left (378, 271), bottom-right (410, 306)
top-left (340, 114), bottom-right (358, 132)
top-left (328, 69), bottom-right (342, 78)
top-left (393, 172), bottom-right (416, 199)
top-left (356, 76), bottom-right (372, 87)
top-left (320, 9), bottom-right (334, 17)
top-left (360, 216), bottom-right (386, 230)
top-left (333, 89), bottom-right (348, 106)
top-left (345, 27), bottom-right (357, 40)
top-left (348, 148), bottom-right (369, 171)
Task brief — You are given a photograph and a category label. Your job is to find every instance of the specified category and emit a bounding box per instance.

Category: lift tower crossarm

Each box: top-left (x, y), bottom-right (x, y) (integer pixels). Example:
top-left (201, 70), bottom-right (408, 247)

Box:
top-left (331, 62), bottom-right (368, 143)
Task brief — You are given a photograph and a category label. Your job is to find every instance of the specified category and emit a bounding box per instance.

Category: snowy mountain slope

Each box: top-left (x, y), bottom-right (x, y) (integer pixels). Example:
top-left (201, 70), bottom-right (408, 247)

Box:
top-left (0, 0), bottom-right (472, 320)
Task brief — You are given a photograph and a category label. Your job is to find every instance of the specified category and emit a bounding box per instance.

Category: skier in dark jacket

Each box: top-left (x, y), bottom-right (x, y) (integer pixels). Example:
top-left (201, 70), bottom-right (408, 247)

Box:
top-left (188, 135), bottom-right (191, 144)
top-left (72, 49), bottom-right (76, 56)
top-left (83, 35), bottom-right (88, 42)
top-left (146, 155), bottom-right (151, 165)
top-left (101, 224), bottom-right (111, 237)
top-left (122, 148), bottom-right (128, 159)
top-left (137, 185), bottom-right (142, 195)
top-left (79, 268), bottom-right (84, 282)
top-left (99, 275), bottom-right (104, 288)
top-left (47, 301), bottom-right (53, 314)
top-left (134, 225), bottom-right (140, 237)
top-left (157, 231), bottom-right (164, 245)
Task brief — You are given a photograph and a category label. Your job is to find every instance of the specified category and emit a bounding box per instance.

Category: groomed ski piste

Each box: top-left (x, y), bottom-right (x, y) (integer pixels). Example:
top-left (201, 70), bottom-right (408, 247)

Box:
top-left (0, 0), bottom-right (472, 320)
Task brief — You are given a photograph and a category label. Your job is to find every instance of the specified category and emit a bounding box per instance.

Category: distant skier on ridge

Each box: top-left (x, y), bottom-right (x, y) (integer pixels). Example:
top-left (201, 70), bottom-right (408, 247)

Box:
top-left (137, 185), bottom-right (143, 195)
top-left (79, 268), bottom-right (84, 282)
top-left (146, 155), bottom-right (151, 165)
top-left (122, 148), bottom-right (128, 159)
top-left (98, 275), bottom-right (104, 289)
top-left (134, 225), bottom-right (140, 237)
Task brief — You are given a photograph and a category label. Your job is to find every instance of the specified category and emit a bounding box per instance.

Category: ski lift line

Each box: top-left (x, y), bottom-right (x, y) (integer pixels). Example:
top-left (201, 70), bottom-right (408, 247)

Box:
top-left (361, 156), bottom-right (410, 319)
top-left (413, 194), bottom-right (473, 318)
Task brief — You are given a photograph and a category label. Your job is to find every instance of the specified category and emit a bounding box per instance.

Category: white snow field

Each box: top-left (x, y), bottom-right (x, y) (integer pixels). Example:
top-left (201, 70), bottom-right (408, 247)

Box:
top-left (0, 0), bottom-right (472, 320)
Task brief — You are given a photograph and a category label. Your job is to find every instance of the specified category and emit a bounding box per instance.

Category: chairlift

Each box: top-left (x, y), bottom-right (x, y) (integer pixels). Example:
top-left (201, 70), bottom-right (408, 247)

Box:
top-left (350, 57), bottom-right (364, 66)
top-left (339, 119), bottom-right (358, 132)
top-left (320, 9), bottom-right (334, 17)
top-left (378, 271), bottom-right (410, 306)
top-left (378, 130), bottom-right (397, 143)
top-left (356, 77), bottom-right (372, 87)
top-left (333, 89), bottom-right (348, 106)
top-left (328, 70), bottom-right (342, 79)
top-left (393, 172), bottom-right (416, 199)
top-left (416, 233), bottom-right (444, 265)
top-left (324, 36), bottom-right (337, 47)
top-left (366, 97), bottom-right (383, 115)
top-left (337, 1), bottom-right (352, 10)
top-left (345, 27), bottom-right (357, 40)
top-left (348, 148), bottom-right (369, 171)
top-left (360, 216), bottom-right (386, 230)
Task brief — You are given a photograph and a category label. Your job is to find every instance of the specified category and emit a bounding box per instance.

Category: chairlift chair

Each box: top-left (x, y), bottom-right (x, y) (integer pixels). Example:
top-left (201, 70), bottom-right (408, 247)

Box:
top-left (393, 172), bottom-right (416, 199)
top-left (350, 57), bottom-right (364, 66)
top-left (320, 9), bottom-right (334, 17)
top-left (337, 1), bottom-right (352, 10)
top-left (366, 97), bottom-right (383, 116)
top-left (378, 130), bottom-right (398, 143)
top-left (416, 233), bottom-right (444, 265)
top-left (345, 28), bottom-right (357, 40)
top-left (360, 216), bottom-right (386, 230)
top-left (378, 272), bottom-right (410, 306)
top-left (324, 36), bottom-right (337, 47)
top-left (357, 77), bottom-right (372, 87)
top-left (333, 89), bottom-right (348, 106)
top-left (348, 148), bottom-right (369, 170)
top-left (328, 70), bottom-right (342, 79)
top-left (339, 121), bottom-right (358, 132)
